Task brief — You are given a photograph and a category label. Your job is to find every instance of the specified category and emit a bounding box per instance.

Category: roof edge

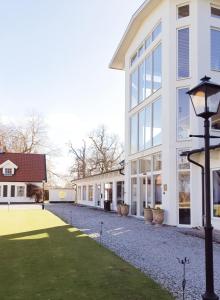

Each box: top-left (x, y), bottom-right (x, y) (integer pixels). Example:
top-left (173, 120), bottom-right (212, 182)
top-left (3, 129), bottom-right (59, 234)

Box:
top-left (109, 0), bottom-right (161, 70)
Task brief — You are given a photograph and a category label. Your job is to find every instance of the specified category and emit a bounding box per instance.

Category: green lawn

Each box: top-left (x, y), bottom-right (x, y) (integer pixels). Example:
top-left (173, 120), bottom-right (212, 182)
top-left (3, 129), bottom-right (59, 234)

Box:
top-left (0, 209), bottom-right (173, 300)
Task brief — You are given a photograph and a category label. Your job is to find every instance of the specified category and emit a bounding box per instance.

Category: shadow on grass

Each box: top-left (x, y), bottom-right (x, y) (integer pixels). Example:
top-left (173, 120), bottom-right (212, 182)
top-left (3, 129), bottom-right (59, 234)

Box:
top-left (0, 224), bottom-right (173, 300)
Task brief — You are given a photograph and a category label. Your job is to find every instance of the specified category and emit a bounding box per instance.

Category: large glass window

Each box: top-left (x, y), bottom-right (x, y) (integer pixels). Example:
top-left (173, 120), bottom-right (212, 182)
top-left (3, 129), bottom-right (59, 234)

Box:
top-left (82, 186), bottom-right (86, 200)
top-left (145, 54), bottom-right (152, 98)
top-left (130, 44), bottom-right (161, 110)
top-left (152, 23), bottom-right (162, 41)
top-left (77, 186), bottom-right (81, 201)
top-left (177, 28), bottom-right (190, 79)
top-left (153, 44), bottom-right (162, 92)
top-left (211, 28), bottom-right (220, 71)
top-left (131, 160), bottom-right (138, 175)
top-left (88, 185), bottom-right (93, 201)
top-left (154, 174), bottom-right (162, 206)
top-left (177, 88), bottom-right (190, 140)
top-left (213, 170), bottom-right (220, 217)
top-left (139, 109), bottom-right (145, 151)
top-left (3, 185), bottom-right (7, 197)
top-left (153, 99), bottom-right (162, 146)
top-left (11, 185), bottom-right (15, 197)
top-left (177, 151), bottom-right (191, 225)
top-left (104, 183), bottom-right (113, 202)
top-left (145, 105), bottom-right (152, 148)
top-left (131, 69), bottom-right (138, 108)
top-left (117, 181), bottom-right (124, 202)
top-left (138, 61), bottom-right (145, 102)
top-left (130, 99), bottom-right (161, 154)
top-left (130, 114), bottom-right (138, 154)
top-left (131, 178), bottom-right (137, 215)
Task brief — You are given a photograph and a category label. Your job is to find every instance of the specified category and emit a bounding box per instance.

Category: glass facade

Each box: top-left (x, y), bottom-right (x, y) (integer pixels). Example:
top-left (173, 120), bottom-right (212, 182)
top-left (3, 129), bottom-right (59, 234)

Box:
top-left (88, 185), bottom-right (93, 201)
top-left (130, 98), bottom-right (161, 154)
top-left (130, 44), bottom-right (162, 109)
top-left (177, 151), bottom-right (191, 225)
top-left (130, 154), bottom-right (162, 216)
top-left (152, 99), bottom-right (162, 146)
top-left (131, 177), bottom-right (137, 215)
top-left (131, 69), bottom-right (138, 109)
top-left (130, 114), bottom-right (138, 154)
top-left (177, 87), bottom-right (190, 140)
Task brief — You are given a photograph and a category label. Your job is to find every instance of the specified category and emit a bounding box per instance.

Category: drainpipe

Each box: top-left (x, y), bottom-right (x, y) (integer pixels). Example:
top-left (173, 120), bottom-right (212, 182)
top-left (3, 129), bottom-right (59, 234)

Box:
top-left (187, 153), bottom-right (205, 226)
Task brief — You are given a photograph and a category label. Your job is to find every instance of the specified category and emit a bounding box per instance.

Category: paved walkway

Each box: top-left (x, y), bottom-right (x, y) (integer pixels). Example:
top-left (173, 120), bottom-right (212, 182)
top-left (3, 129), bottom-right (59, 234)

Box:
top-left (46, 204), bottom-right (220, 300)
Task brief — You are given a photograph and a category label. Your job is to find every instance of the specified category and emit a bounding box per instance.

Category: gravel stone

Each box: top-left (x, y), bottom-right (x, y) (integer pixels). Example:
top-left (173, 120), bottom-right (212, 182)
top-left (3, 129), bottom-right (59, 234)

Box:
top-left (46, 203), bottom-right (220, 300)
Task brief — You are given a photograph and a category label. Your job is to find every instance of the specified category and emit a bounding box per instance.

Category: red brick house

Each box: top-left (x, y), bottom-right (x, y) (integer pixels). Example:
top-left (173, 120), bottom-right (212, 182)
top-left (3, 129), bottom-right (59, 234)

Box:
top-left (0, 152), bottom-right (46, 203)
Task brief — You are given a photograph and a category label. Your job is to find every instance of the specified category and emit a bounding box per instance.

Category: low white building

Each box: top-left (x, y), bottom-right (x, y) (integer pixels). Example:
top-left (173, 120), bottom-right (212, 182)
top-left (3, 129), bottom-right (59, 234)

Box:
top-left (110, 0), bottom-right (220, 228)
top-left (73, 168), bottom-right (124, 211)
top-left (0, 152), bottom-right (46, 203)
top-left (49, 188), bottom-right (76, 203)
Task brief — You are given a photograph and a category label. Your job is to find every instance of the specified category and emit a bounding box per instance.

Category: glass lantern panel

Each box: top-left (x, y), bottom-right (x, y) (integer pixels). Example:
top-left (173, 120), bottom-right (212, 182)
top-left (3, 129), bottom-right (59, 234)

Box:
top-left (191, 89), bottom-right (206, 116)
top-left (207, 89), bottom-right (220, 114)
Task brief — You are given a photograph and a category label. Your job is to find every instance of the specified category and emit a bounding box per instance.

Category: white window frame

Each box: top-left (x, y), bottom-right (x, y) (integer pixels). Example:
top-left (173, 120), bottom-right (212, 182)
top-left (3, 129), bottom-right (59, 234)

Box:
top-left (4, 168), bottom-right (13, 176)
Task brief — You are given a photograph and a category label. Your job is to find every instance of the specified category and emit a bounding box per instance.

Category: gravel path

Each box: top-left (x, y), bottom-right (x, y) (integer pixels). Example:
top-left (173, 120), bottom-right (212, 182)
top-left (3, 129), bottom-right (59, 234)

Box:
top-left (46, 203), bottom-right (220, 300)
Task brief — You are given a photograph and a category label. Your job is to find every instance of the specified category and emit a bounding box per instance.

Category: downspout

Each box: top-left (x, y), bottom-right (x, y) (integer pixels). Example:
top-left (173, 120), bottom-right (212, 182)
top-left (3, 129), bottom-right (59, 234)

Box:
top-left (187, 153), bottom-right (205, 226)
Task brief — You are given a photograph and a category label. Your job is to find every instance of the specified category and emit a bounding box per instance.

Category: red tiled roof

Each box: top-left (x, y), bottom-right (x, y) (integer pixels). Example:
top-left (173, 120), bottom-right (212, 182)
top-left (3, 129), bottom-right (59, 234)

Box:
top-left (0, 153), bottom-right (46, 182)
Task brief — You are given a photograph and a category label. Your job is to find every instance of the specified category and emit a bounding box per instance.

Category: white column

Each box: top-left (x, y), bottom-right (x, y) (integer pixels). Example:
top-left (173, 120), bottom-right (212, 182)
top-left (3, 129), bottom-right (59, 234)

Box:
top-left (112, 180), bottom-right (117, 211)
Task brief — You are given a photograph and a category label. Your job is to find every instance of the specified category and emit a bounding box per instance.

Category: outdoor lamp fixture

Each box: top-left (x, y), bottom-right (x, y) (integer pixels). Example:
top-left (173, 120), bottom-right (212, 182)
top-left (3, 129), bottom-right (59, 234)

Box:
top-left (187, 76), bottom-right (220, 300)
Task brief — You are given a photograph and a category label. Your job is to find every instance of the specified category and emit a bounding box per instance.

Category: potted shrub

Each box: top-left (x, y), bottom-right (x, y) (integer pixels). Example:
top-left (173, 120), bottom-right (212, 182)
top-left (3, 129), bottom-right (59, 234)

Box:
top-left (117, 200), bottom-right (123, 216)
top-left (144, 206), bottom-right (153, 224)
top-left (152, 207), bottom-right (164, 225)
top-left (121, 203), bottom-right (129, 216)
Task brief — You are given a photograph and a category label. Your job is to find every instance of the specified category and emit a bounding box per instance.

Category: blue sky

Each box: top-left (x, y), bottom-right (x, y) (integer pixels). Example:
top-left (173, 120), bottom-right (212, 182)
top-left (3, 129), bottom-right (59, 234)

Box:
top-left (0, 0), bottom-right (144, 176)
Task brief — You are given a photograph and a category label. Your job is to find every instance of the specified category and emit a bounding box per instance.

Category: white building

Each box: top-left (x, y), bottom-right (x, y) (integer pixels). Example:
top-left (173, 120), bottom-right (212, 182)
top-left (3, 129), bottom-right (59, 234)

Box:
top-left (110, 0), bottom-right (220, 228)
top-left (74, 168), bottom-right (124, 211)
top-left (0, 152), bottom-right (46, 203)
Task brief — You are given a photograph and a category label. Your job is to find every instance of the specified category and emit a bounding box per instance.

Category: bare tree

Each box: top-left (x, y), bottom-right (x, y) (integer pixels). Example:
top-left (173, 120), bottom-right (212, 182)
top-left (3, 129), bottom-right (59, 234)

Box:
top-left (89, 125), bottom-right (123, 173)
top-left (69, 125), bottom-right (124, 179)
top-left (69, 140), bottom-right (89, 179)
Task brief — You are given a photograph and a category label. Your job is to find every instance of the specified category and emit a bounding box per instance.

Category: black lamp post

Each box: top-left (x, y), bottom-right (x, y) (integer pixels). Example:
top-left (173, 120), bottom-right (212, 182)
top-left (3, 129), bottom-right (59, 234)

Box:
top-left (42, 180), bottom-right (45, 210)
top-left (187, 76), bottom-right (220, 300)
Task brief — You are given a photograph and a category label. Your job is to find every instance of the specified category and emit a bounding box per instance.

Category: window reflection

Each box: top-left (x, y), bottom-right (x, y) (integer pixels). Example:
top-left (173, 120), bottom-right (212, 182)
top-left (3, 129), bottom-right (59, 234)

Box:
top-left (153, 99), bottom-right (162, 146)
top-left (131, 69), bottom-right (138, 108)
top-left (130, 114), bottom-right (138, 154)
top-left (213, 170), bottom-right (220, 217)
top-left (177, 88), bottom-right (190, 139)
top-left (153, 44), bottom-right (162, 92)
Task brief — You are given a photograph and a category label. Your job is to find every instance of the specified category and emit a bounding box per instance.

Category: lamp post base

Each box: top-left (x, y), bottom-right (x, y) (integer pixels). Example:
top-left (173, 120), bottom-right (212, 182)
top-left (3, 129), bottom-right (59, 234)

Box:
top-left (202, 292), bottom-right (219, 300)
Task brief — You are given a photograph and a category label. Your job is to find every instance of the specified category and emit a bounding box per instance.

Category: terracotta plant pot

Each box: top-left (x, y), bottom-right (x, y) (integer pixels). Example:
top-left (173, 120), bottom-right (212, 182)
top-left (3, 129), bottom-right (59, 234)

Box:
top-left (152, 208), bottom-right (164, 225)
top-left (117, 204), bottom-right (122, 216)
top-left (121, 204), bottom-right (129, 216)
top-left (144, 207), bottom-right (153, 224)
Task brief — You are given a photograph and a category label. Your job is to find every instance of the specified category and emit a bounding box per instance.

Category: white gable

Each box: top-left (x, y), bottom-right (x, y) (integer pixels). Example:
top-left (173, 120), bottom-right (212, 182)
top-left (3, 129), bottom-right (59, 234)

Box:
top-left (0, 160), bottom-right (18, 169)
top-left (0, 160), bottom-right (18, 176)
